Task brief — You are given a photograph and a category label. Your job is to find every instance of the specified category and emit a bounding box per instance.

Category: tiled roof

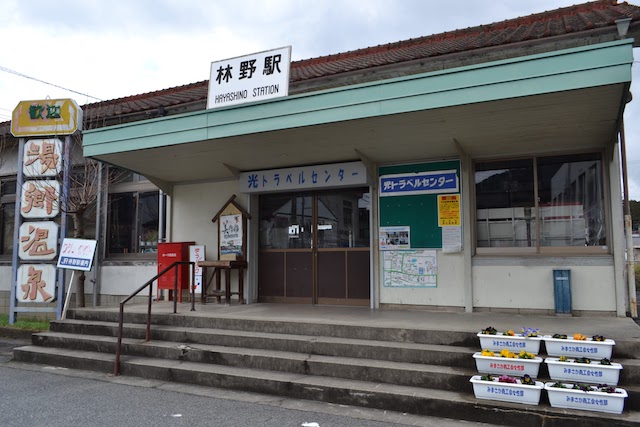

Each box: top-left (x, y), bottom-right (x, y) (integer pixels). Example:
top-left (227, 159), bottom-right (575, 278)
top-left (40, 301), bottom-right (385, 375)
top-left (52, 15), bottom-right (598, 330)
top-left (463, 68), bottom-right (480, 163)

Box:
top-left (2, 0), bottom-right (639, 133)
top-left (291, 0), bottom-right (640, 81)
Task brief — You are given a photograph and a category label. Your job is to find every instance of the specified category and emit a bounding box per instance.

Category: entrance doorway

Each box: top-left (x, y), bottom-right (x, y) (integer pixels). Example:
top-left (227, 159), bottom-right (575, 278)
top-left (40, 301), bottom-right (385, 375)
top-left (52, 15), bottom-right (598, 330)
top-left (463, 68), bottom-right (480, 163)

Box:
top-left (258, 188), bottom-right (370, 305)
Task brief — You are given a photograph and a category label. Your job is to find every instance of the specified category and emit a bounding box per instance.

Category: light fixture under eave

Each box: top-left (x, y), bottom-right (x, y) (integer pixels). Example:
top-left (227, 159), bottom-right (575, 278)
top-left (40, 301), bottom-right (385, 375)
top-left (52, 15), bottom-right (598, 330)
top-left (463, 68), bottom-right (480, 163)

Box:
top-left (615, 17), bottom-right (632, 38)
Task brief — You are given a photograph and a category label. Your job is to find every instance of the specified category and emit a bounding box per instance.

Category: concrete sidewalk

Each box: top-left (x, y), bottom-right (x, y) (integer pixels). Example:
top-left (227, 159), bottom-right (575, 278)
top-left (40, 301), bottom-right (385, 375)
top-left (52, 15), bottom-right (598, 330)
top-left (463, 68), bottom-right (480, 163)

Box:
top-left (78, 302), bottom-right (640, 342)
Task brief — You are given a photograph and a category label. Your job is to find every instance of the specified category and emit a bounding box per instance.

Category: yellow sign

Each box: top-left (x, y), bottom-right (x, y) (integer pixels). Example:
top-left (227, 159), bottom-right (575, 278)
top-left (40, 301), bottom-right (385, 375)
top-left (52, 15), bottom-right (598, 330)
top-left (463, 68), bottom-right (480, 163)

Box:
top-left (438, 194), bottom-right (461, 226)
top-left (11, 99), bottom-right (82, 137)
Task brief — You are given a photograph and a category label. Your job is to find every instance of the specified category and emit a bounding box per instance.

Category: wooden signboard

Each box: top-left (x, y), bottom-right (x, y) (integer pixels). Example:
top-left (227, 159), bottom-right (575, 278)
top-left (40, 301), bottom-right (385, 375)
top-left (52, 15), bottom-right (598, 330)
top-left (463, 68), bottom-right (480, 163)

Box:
top-left (212, 195), bottom-right (251, 261)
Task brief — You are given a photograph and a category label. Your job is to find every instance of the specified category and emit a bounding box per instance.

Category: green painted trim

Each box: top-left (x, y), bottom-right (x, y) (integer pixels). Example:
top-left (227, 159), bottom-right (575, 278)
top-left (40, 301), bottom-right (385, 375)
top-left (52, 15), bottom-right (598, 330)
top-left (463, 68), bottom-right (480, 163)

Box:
top-left (84, 40), bottom-right (634, 157)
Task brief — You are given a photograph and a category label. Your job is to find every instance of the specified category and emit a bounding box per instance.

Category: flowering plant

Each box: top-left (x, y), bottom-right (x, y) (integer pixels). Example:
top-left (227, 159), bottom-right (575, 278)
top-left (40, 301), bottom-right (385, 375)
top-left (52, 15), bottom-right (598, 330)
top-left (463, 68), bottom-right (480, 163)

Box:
top-left (600, 358), bottom-right (612, 366)
top-left (520, 375), bottom-right (536, 386)
top-left (521, 327), bottom-right (539, 337)
top-left (573, 333), bottom-right (587, 341)
top-left (596, 384), bottom-right (619, 394)
top-left (480, 374), bottom-right (494, 381)
top-left (552, 333), bottom-right (568, 339)
top-left (592, 335), bottom-right (607, 342)
top-left (550, 382), bottom-right (568, 388)
top-left (575, 357), bottom-right (591, 364)
top-left (499, 349), bottom-right (517, 358)
top-left (481, 349), bottom-right (495, 357)
top-left (480, 326), bottom-right (497, 335)
top-left (518, 350), bottom-right (535, 360)
top-left (498, 375), bottom-right (517, 384)
top-left (558, 356), bottom-right (568, 362)
top-left (503, 330), bottom-right (515, 336)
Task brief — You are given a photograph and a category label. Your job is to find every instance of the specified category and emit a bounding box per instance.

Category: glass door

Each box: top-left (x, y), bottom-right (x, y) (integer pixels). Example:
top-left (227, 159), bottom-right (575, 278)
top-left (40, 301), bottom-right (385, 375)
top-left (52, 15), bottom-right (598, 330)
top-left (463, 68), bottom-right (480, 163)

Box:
top-left (258, 188), bottom-right (370, 305)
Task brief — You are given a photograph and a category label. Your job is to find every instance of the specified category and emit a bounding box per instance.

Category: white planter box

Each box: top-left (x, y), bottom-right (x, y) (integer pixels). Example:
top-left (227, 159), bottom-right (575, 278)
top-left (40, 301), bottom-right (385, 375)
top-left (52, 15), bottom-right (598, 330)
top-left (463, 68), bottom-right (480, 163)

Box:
top-left (472, 352), bottom-right (542, 378)
top-left (477, 332), bottom-right (542, 355)
top-left (542, 335), bottom-right (615, 360)
top-left (545, 357), bottom-right (622, 385)
top-left (470, 375), bottom-right (543, 405)
top-left (545, 382), bottom-right (627, 414)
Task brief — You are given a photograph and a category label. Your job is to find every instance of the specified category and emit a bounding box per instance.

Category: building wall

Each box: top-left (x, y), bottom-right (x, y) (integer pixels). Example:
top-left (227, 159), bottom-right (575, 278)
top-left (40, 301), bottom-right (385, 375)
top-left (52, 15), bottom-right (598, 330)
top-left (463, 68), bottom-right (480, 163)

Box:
top-left (171, 180), bottom-right (248, 299)
top-left (379, 251), bottom-right (465, 309)
top-left (472, 258), bottom-right (616, 314)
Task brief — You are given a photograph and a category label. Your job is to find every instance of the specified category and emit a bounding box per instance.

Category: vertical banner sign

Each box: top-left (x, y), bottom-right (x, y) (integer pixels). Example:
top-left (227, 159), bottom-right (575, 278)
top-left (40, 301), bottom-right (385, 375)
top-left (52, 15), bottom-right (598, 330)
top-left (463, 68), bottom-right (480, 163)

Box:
top-left (10, 98), bottom-right (81, 323)
top-left (189, 245), bottom-right (205, 294)
top-left (207, 46), bottom-right (291, 109)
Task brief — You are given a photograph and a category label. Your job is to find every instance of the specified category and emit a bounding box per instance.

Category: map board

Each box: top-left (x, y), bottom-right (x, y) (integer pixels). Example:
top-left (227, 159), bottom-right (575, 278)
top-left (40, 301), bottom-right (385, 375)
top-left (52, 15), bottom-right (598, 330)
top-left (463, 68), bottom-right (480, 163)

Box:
top-left (383, 249), bottom-right (437, 288)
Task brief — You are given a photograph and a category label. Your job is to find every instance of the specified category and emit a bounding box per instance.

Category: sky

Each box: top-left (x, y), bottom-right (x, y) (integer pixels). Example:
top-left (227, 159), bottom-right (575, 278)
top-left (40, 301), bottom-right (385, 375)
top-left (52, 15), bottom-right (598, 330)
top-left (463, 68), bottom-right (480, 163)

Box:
top-left (1, 0), bottom-right (639, 197)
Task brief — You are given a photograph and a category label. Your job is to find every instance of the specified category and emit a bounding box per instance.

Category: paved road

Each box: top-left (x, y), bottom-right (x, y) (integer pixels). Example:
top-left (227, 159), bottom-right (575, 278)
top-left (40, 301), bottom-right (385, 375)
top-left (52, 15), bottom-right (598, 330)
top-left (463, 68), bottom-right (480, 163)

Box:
top-left (0, 338), bottom-right (494, 427)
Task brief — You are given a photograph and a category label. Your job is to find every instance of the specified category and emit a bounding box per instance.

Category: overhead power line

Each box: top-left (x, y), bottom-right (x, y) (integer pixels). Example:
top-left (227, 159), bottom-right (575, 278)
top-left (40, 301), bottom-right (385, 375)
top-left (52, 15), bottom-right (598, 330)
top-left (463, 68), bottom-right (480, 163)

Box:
top-left (0, 65), bottom-right (103, 102)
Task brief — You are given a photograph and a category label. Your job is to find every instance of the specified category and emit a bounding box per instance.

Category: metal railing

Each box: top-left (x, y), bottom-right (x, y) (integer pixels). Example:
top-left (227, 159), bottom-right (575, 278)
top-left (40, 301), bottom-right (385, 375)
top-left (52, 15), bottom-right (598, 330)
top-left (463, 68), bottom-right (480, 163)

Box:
top-left (114, 261), bottom-right (195, 376)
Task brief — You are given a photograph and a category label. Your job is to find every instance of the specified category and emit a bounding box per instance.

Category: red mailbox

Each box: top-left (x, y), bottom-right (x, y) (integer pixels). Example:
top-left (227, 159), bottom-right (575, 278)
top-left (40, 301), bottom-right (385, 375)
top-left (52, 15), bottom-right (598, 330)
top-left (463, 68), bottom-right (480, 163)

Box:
top-left (157, 242), bottom-right (195, 302)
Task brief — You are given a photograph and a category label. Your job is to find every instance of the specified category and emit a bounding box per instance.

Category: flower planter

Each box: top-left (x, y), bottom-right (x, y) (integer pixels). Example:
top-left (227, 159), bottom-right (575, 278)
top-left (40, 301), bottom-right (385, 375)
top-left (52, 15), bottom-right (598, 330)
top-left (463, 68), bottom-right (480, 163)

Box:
top-left (472, 352), bottom-right (542, 378)
top-left (545, 383), bottom-right (628, 414)
top-left (545, 357), bottom-right (622, 385)
top-left (477, 332), bottom-right (542, 355)
top-left (470, 375), bottom-right (543, 405)
top-left (542, 335), bottom-right (615, 360)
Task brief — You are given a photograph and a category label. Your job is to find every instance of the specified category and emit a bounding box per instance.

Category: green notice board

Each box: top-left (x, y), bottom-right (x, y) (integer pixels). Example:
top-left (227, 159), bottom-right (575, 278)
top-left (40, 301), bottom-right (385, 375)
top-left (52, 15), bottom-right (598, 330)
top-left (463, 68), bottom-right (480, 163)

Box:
top-left (379, 160), bottom-right (460, 249)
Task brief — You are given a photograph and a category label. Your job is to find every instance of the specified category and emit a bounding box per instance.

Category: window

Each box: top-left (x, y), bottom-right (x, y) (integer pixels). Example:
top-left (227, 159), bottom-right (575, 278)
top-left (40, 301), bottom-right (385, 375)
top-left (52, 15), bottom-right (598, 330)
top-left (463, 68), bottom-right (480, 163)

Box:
top-left (475, 153), bottom-right (606, 253)
top-left (107, 168), bottom-right (163, 256)
top-left (108, 191), bottom-right (159, 254)
top-left (0, 179), bottom-right (16, 256)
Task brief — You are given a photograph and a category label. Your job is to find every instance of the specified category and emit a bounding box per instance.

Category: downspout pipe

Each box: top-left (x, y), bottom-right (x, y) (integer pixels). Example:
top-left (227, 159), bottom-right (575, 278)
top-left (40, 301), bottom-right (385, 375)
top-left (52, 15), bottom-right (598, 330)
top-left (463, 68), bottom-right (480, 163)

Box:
top-left (620, 118), bottom-right (638, 317)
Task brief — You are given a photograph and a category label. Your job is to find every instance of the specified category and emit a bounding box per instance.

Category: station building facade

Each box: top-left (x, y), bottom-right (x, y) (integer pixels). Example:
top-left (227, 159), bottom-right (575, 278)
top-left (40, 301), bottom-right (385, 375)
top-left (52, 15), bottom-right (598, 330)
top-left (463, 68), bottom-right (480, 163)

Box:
top-left (2, 1), bottom-right (640, 317)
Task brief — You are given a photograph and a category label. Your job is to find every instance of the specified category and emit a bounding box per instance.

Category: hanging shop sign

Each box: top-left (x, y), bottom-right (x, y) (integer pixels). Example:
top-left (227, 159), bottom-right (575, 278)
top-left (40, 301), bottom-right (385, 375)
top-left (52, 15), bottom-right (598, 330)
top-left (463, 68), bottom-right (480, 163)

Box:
top-left (23, 139), bottom-right (63, 177)
top-left (16, 264), bottom-right (57, 303)
top-left (207, 46), bottom-right (291, 109)
top-left (57, 238), bottom-right (98, 271)
top-left (240, 161), bottom-right (369, 194)
top-left (18, 221), bottom-right (59, 261)
top-left (379, 169), bottom-right (458, 197)
top-left (20, 180), bottom-right (60, 218)
top-left (11, 99), bottom-right (82, 137)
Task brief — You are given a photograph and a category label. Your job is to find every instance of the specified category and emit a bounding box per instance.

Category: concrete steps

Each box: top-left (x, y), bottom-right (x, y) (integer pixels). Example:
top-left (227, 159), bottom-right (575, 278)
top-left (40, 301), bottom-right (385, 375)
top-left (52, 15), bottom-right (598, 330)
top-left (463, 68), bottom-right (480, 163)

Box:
top-left (11, 308), bottom-right (640, 427)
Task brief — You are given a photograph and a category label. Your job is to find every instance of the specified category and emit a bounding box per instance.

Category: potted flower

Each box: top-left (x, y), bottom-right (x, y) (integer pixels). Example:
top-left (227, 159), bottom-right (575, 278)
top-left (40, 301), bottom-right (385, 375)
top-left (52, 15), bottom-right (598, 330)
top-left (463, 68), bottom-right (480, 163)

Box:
top-left (477, 326), bottom-right (542, 355)
top-left (542, 333), bottom-right (615, 360)
top-left (472, 348), bottom-right (543, 378)
top-left (470, 373), bottom-right (543, 405)
top-left (544, 356), bottom-right (622, 385)
top-left (545, 381), bottom-right (628, 414)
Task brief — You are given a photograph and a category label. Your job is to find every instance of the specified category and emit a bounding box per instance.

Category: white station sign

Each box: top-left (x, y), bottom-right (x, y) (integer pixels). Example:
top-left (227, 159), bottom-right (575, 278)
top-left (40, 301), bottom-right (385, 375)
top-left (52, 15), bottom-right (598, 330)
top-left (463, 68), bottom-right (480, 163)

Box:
top-left (207, 46), bottom-right (291, 109)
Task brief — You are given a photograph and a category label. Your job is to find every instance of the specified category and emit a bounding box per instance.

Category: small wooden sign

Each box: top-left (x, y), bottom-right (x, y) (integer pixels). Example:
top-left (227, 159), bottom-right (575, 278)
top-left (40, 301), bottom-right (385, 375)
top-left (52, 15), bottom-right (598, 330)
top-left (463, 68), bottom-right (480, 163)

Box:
top-left (212, 195), bottom-right (251, 261)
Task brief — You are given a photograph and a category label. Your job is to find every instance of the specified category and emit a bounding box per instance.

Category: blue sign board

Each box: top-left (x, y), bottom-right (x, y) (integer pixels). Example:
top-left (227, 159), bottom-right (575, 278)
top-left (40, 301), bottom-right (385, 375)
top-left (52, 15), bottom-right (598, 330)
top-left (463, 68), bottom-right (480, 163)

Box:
top-left (379, 169), bottom-right (458, 196)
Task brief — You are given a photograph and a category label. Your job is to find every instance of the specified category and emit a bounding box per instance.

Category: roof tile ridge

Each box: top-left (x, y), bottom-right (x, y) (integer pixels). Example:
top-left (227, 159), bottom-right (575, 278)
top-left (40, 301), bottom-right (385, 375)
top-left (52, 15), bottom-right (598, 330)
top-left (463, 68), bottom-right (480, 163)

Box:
top-left (83, 80), bottom-right (209, 109)
top-left (291, 0), bottom-right (615, 68)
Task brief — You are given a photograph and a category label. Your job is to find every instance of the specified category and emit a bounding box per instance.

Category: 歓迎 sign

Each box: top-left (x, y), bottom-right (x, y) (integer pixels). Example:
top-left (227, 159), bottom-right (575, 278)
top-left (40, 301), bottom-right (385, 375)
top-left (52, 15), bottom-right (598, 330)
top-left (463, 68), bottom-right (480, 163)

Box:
top-left (380, 170), bottom-right (458, 197)
top-left (11, 99), bottom-right (82, 137)
top-left (57, 238), bottom-right (98, 271)
top-left (207, 46), bottom-right (291, 109)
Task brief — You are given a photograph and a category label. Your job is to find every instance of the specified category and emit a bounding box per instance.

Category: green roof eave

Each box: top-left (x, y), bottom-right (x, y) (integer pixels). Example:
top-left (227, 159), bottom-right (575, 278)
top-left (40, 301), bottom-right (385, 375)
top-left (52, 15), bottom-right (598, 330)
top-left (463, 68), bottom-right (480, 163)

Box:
top-left (83, 39), bottom-right (634, 157)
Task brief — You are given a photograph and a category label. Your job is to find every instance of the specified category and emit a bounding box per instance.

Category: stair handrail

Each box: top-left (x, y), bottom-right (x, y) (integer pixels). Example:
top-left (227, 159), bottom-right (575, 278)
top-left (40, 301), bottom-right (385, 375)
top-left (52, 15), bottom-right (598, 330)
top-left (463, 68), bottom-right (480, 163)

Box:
top-left (114, 260), bottom-right (196, 376)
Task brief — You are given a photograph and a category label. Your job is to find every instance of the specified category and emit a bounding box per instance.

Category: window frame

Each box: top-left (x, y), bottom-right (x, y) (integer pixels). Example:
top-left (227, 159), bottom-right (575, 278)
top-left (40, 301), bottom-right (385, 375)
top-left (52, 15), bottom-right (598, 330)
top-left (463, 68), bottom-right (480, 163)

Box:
top-left (473, 151), bottom-right (610, 256)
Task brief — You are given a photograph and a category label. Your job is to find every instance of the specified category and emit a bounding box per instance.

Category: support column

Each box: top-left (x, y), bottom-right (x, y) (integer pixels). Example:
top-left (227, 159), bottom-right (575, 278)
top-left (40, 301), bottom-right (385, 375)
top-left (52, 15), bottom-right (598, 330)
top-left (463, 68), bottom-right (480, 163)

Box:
top-left (455, 138), bottom-right (474, 313)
